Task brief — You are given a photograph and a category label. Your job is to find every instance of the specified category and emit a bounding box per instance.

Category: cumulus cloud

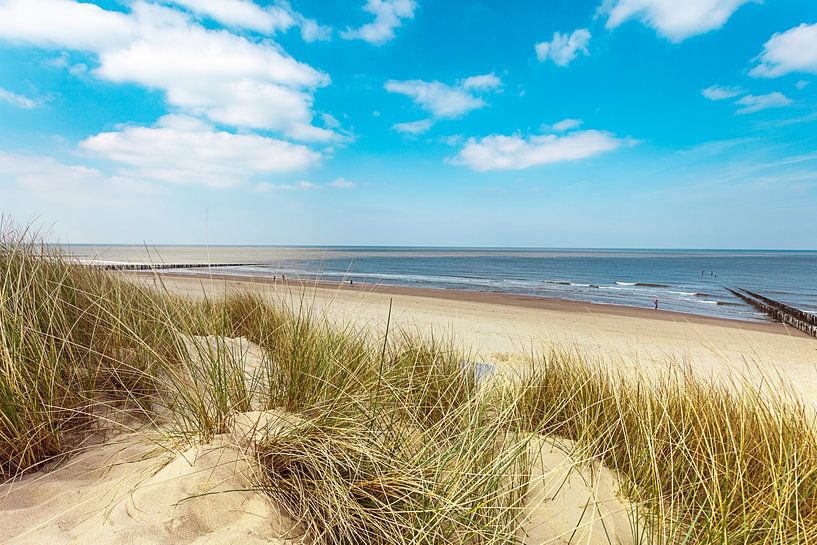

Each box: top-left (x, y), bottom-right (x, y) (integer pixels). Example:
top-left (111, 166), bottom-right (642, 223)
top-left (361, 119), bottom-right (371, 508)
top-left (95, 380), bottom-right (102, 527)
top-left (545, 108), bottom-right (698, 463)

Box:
top-left (393, 119), bottom-right (433, 135)
top-left (327, 178), bottom-right (357, 189)
top-left (601, 0), bottom-right (752, 42)
top-left (385, 73), bottom-right (502, 119)
top-left (702, 85), bottom-right (744, 100)
top-left (0, 87), bottom-right (39, 109)
top-left (462, 73), bottom-right (502, 91)
top-left (0, 0), bottom-right (135, 50)
top-left (750, 23), bottom-right (817, 78)
top-left (535, 29), bottom-right (591, 66)
top-left (549, 118), bottom-right (583, 132)
top-left (0, 150), bottom-right (157, 203)
top-left (0, 0), bottom-right (336, 141)
top-left (734, 92), bottom-right (793, 114)
top-left (342, 0), bottom-right (416, 45)
top-left (81, 115), bottom-right (320, 187)
top-left (254, 180), bottom-right (316, 191)
top-left (299, 18), bottom-right (332, 42)
top-left (452, 130), bottom-right (626, 171)
top-left (167, 0), bottom-right (293, 33)
top-left (167, 0), bottom-right (332, 40)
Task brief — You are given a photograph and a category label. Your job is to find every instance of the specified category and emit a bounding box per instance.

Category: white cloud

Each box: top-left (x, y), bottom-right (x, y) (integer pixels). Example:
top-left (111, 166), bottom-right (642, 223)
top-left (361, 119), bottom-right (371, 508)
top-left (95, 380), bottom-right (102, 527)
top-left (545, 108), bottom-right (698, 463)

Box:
top-left (0, 150), bottom-right (158, 203)
top-left (601, 0), bottom-right (752, 42)
top-left (0, 0), bottom-right (135, 50)
top-left (535, 29), bottom-right (591, 66)
top-left (255, 180), bottom-right (316, 191)
top-left (702, 85), bottom-right (744, 100)
top-left (167, 0), bottom-right (331, 40)
top-left (0, 87), bottom-right (39, 109)
top-left (441, 134), bottom-right (464, 146)
top-left (550, 118), bottom-right (583, 132)
top-left (734, 92), bottom-right (793, 114)
top-left (0, 0), bottom-right (335, 140)
top-left (796, 80), bottom-right (810, 90)
top-left (47, 51), bottom-right (89, 75)
top-left (462, 73), bottom-right (502, 91)
top-left (750, 23), bottom-right (817, 78)
top-left (81, 115), bottom-right (320, 187)
top-left (385, 74), bottom-right (502, 119)
top-left (328, 178), bottom-right (357, 189)
top-left (342, 0), bottom-right (416, 45)
top-left (452, 130), bottom-right (626, 171)
top-left (299, 18), bottom-right (332, 42)
top-left (255, 178), bottom-right (355, 191)
top-left (167, 0), bottom-right (293, 33)
top-left (393, 119), bottom-right (433, 134)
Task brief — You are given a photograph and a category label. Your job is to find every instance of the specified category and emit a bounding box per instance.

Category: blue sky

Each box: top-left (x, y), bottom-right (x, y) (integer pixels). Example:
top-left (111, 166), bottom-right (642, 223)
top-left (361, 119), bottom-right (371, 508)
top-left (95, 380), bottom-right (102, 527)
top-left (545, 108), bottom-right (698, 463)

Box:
top-left (1, 0), bottom-right (816, 248)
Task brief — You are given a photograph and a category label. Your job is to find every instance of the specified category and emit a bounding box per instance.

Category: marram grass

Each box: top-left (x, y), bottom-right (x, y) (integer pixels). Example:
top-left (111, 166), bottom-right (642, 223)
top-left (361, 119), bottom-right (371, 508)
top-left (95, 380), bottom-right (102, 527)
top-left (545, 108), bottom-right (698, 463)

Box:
top-left (2, 226), bottom-right (817, 543)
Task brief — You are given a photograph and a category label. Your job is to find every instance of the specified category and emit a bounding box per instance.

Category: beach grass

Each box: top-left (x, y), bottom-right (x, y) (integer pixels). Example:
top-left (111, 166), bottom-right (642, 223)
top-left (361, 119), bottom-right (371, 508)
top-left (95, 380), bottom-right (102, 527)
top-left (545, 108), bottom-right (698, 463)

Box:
top-left (2, 226), bottom-right (817, 543)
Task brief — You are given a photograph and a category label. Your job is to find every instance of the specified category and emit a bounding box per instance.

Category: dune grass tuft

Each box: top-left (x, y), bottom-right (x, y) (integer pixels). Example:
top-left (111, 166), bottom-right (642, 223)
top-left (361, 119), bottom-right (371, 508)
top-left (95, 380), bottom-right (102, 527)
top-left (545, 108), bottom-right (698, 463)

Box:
top-left (514, 350), bottom-right (817, 543)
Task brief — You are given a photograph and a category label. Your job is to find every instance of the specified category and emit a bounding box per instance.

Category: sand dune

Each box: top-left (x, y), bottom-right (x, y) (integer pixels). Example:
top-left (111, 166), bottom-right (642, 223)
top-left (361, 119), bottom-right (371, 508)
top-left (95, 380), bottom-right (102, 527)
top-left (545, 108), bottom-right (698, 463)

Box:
top-left (0, 417), bottom-right (644, 545)
top-left (0, 432), bottom-right (295, 545)
top-left (1, 334), bottom-right (646, 545)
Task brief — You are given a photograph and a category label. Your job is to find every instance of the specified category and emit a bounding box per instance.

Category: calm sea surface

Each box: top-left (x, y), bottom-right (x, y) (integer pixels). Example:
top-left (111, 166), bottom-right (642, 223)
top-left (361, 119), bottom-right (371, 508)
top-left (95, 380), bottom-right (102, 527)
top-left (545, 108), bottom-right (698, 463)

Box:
top-left (64, 245), bottom-right (817, 323)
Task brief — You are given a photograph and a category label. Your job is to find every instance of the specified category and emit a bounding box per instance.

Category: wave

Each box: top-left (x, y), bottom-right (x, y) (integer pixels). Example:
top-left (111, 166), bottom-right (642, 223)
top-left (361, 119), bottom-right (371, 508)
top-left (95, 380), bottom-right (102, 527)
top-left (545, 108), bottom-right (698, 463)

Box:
top-left (615, 281), bottom-right (671, 288)
top-left (545, 281), bottom-right (600, 288)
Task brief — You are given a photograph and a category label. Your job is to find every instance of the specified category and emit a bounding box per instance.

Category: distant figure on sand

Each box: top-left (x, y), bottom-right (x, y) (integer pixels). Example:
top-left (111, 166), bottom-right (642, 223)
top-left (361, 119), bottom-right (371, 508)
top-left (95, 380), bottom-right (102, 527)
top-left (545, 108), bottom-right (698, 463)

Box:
top-left (350, 280), bottom-right (353, 285)
top-left (654, 298), bottom-right (659, 310)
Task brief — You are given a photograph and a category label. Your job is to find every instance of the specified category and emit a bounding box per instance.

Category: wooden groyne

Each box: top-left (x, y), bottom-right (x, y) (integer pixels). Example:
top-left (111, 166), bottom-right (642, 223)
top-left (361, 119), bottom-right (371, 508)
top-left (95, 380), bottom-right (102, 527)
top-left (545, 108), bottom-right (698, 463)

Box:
top-left (93, 262), bottom-right (259, 271)
top-left (728, 288), bottom-right (817, 338)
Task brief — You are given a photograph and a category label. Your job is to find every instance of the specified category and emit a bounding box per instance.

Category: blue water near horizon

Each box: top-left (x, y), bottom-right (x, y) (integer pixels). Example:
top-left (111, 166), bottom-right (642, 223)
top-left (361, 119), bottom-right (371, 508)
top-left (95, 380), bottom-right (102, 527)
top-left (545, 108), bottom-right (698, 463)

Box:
top-left (66, 246), bottom-right (817, 323)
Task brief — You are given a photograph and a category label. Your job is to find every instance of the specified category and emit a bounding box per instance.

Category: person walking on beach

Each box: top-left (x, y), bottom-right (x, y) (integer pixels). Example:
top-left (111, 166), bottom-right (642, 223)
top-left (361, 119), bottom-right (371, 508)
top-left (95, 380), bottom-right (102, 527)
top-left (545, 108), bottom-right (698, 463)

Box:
top-left (654, 298), bottom-right (659, 310)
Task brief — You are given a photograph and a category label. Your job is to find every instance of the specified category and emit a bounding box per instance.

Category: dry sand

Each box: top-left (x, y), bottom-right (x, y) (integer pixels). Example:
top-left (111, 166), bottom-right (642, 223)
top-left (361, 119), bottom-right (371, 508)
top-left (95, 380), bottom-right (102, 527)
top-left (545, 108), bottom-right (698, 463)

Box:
top-left (3, 273), bottom-right (815, 545)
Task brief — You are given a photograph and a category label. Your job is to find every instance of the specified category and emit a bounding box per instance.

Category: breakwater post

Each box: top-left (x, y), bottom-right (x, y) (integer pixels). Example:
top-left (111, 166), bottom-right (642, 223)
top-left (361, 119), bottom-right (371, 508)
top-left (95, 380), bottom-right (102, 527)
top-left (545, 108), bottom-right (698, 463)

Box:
top-left (728, 288), bottom-right (817, 338)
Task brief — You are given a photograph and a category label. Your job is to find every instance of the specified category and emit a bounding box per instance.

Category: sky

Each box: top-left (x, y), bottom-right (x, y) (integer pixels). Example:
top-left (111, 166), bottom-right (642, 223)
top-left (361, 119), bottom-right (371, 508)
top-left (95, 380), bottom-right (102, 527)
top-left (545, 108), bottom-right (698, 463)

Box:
top-left (1, 0), bottom-right (816, 248)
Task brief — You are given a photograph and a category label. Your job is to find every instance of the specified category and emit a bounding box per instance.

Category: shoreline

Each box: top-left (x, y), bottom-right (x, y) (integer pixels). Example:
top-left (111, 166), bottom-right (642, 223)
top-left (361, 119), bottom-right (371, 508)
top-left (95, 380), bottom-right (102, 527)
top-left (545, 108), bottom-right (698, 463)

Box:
top-left (131, 270), bottom-right (808, 338)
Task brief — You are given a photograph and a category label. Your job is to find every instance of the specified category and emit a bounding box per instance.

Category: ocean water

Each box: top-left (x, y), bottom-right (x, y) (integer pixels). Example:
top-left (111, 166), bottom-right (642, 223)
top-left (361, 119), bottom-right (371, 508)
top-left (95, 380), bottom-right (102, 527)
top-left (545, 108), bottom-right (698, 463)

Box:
top-left (64, 245), bottom-right (817, 323)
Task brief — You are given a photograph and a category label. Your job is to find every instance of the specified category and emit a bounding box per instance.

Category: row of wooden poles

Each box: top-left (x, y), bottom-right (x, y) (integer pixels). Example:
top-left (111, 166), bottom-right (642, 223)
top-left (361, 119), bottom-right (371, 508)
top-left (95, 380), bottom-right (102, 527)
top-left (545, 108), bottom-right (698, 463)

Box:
top-left (95, 263), bottom-right (259, 271)
top-left (727, 288), bottom-right (817, 338)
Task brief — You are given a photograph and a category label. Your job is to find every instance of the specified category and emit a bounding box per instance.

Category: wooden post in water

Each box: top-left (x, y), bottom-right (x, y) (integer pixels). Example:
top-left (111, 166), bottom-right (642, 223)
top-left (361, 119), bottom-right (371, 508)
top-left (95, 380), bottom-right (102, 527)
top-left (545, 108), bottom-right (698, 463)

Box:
top-left (728, 288), bottom-right (817, 338)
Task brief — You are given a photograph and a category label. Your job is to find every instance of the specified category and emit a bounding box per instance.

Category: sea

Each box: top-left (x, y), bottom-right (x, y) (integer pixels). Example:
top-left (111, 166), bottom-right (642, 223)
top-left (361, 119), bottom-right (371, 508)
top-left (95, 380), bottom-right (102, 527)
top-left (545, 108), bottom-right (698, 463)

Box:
top-left (63, 245), bottom-right (817, 323)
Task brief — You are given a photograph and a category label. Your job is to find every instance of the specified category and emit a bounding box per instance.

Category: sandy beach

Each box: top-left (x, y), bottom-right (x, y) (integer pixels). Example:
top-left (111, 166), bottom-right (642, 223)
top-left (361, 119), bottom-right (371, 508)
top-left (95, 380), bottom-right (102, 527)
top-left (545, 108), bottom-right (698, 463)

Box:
top-left (2, 256), bottom-right (816, 545)
top-left (139, 272), bottom-right (817, 399)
